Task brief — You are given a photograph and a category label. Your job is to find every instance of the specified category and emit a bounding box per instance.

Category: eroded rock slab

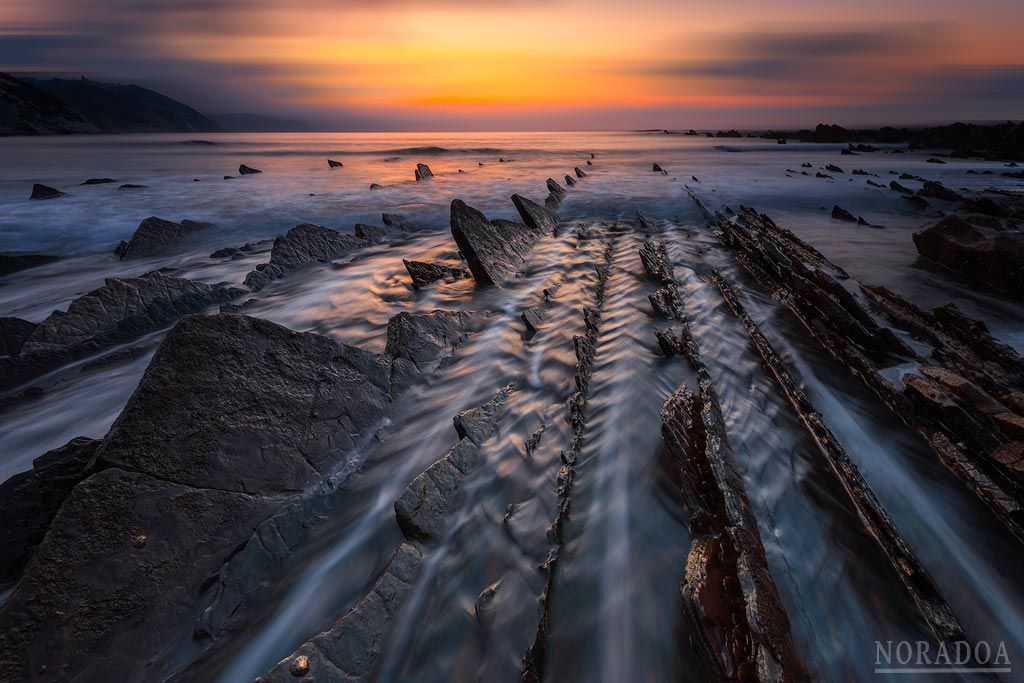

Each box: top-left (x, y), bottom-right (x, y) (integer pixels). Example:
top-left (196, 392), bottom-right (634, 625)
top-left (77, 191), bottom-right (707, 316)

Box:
top-left (913, 215), bottom-right (1024, 294)
top-left (114, 216), bottom-right (215, 259)
top-left (449, 199), bottom-right (543, 287)
top-left (403, 259), bottom-right (468, 289)
top-left (244, 223), bottom-right (370, 289)
top-left (512, 194), bottom-right (558, 235)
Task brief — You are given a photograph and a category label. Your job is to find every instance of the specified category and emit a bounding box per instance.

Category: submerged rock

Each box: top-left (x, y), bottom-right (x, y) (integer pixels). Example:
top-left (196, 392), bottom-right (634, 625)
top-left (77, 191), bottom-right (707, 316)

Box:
top-left (652, 162), bottom-right (667, 174)
top-left (29, 183), bottom-right (64, 200)
top-left (238, 164), bottom-right (262, 175)
top-left (385, 309), bottom-right (482, 370)
top-left (114, 216), bottom-right (215, 259)
top-left (918, 180), bottom-right (963, 202)
top-left (0, 253), bottom-right (60, 276)
top-left (381, 213), bottom-right (408, 230)
top-left (415, 163), bottom-right (433, 181)
top-left (574, 166), bottom-right (587, 178)
top-left (0, 437), bottom-right (99, 582)
top-left (353, 223), bottom-right (388, 242)
top-left (327, 159), bottom-right (343, 168)
top-left (831, 205), bottom-right (857, 222)
top-left (80, 178), bottom-right (116, 185)
top-left (913, 215), bottom-right (1024, 293)
top-left (403, 259), bottom-right (468, 289)
top-left (449, 199), bottom-right (544, 287)
top-left (118, 184), bottom-right (147, 190)
top-left (1, 272), bottom-right (241, 389)
top-left (564, 174), bottom-right (576, 186)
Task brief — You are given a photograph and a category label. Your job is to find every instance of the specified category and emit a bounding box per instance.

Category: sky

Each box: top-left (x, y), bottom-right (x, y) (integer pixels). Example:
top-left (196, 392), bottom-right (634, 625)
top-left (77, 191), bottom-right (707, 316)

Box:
top-left (2, 0), bottom-right (1022, 130)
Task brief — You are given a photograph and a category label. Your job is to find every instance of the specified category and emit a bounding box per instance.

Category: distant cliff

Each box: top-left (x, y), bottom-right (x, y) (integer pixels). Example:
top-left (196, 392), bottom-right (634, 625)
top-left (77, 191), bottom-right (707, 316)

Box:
top-left (0, 73), bottom-right (220, 135)
top-left (0, 73), bottom-right (97, 135)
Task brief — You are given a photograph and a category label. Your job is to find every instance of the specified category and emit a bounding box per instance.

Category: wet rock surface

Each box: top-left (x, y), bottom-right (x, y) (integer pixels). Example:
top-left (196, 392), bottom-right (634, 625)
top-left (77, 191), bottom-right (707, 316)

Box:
top-left (403, 259), bottom-right (468, 289)
top-left (415, 163), bottom-right (433, 181)
top-left (0, 272), bottom-right (242, 390)
top-left (449, 199), bottom-right (544, 287)
top-left (238, 164), bottom-right (262, 175)
top-left (29, 183), bottom-right (64, 200)
top-left (913, 215), bottom-right (1024, 294)
top-left (244, 223), bottom-right (370, 289)
top-left (114, 216), bottom-right (216, 259)
top-left (0, 253), bottom-right (60, 276)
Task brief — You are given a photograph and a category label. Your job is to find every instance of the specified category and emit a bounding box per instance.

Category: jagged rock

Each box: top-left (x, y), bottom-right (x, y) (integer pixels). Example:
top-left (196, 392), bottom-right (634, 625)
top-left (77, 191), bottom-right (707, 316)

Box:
top-left (918, 180), bottom-right (962, 202)
top-left (545, 178), bottom-right (566, 200)
top-left (0, 317), bottom-right (37, 357)
top-left (370, 183), bottom-right (382, 190)
top-left (384, 310), bottom-right (481, 370)
top-left (0, 314), bottom-right (397, 682)
top-left (564, 174), bottom-right (576, 186)
top-left (816, 172), bottom-right (832, 179)
top-left (415, 163), bottom-right (433, 181)
top-left (381, 213), bottom-right (408, 230)
top-left (831, 205), bottom-right (857, 222)
top-left (244, 223), bottom-right (369, 289)
top-left (649, 286), bottom-right (680, 319)
top-left (29, 183), bottom-right (64, 200)
top-left (867, 180), bottom-right (885, 187)
top-left (801, 162), bottom-right (813, 167)
top-left (913, 215), bottom-right (1024, 293)
top-left (0, 253), bottom-right (59, 277)
top-left (327, 159), bottom-right (343, 168)
top-left (639, 240), bottom-right (674, 284)
top-left (449, 199), bottom-right (543, 287)
top-left (1, 273), bottom-right (241, 390)
top-left (652, 162), bottom-right (667, 174)
top-left (238, 164), bottom-right (262, 175)
top-left (353, 223), bottom-right (388, 242)
top-left (262, 543), bottom-right (424, 683)
top-left (655, 328), bottom-right (684, 356)
top-left (0, 437), bottom-right (99, 582)
top-left (114, 216), bottom-right (215, 259)
top-left (403, 259), bottom-right (468, 289)
top-left (521, 307), bottom-right (542, 335)
top-left (904, 195), bottom-right (931, 212)
top-left (395, 385), bottom-right (513, 540)
top-left (81, 178), bottom-right (116, 185)
top-left (512, 193), bottom-right (557, 234)
top-left (574, 167), bottom-right (587, 178)
top-left (586, 160), bottom-right (593, 166)
top-left (826, 164), bottom-right (845, 173)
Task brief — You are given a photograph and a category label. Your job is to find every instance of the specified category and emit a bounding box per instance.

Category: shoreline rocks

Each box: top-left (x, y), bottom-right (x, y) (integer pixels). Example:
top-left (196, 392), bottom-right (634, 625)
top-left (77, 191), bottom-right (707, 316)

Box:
top-left (29, 183), bottom-right (64, 200)
top-left (403, 259), bottom-right (468, 289)
top-left (238, 164), bottom-right (262, 175)
top-left (244, 223), bottom-right (370, 290)
top-left (114, 216), bottom-right (215, 259)
top-left (913, 215), bottom-right (1024, 294)
top-left (415, 163), bottom-right (433, 181)
top-left (449, 199), bottom-right (544, 287)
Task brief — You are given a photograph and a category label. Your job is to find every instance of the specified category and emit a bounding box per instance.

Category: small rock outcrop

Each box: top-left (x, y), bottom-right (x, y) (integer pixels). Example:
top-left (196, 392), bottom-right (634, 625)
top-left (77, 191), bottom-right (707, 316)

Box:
top-left (831, 205), bottom-right (857, 222)
top-left (29, 183), bottom-right (64, 200)
top-left (449, 199), bottom-right (544, 287)
top-left (0, 317), bottom-right (37, 357)
top-left (913, 215), bottom-right (1024, 294)
top-left (574, 167), bottom-right (587, 178)
top-left (918, 180), bottom-right (963, 202)
top-left (353, 223), bottom-right (388, 242)
top-left (114, 216), bottom-right (215, 259)
top-left (81, 178), bottom-right (116, 185)
top-left (244, 223), bottom-right (369, 289)
top-left (415, 163), bottom-right (433, 181)
top-left (403, 259), bottom-right (469, 289)
top-left (385, 309), bottom-right (483, 371)
top-left (0, 253), bottom-right (59, 277)
top-left (238, 164), bottom-right (262, 175)
top-left (512, 194), bottom-right (557, 234)
top-left (327, 159), bottom-right (343, 168)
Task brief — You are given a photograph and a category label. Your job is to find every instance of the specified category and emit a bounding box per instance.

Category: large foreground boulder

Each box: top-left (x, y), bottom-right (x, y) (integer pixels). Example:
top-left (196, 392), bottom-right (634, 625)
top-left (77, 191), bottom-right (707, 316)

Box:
top-left (913, 216), bottom-right (1024, 294)
top-left (114, 216), bottom-right (215, 259)
top-left (0, 272), bottom-right (242, 389)
top-left (449, 199), bottom-right (544, 287)
top-left (244, 223), bottom-right (370, 289)
top-left (0, 314), bottom-right (395, 682)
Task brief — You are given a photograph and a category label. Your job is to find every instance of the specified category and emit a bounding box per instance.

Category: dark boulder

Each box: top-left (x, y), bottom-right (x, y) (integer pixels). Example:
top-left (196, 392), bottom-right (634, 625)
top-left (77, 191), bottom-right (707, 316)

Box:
top-left (918, 180), bottom-right (962, 202)
top-left (0, 437), bottom-right (99, 582)
top-left (385, 309), bottom-right (483, 370)
top-left (353, 223), bottom-right (388, 242)
top-left (652, 162), bottom-right (667, 174)
top-left (114, 216), bottom-right (215, 259)
top-left (575, 166), bottom-right (587, 178)
top-left (546, 178), bottom-right (566, 200)
top-left (564, 174), bottom-right (576, 186)
top-left (449, 199), bottom-right (543, 287)
top-left (381, 213), bottom-right (408, 230)
top-left (370, 182), bottom-right (383, 190)
top-left (327, 159), bottom-right (343, 168)
top-left (890, 181), bottom-right (913, 194)
top-left (826, 164), bottom-right (845, 173)
top-left (29, 184), bottom-right (64, 200)
top-left (0, 253), bottom-right (59, 276)
top-left (913, 215), bottom-right (1024, 293)
top-left (244, 223), bottom-right (369, 289)
top-left (831, 205), bottom-right (857, 222)
top-left (415, 163), bottom-right (433, 181)
top-left (238, 164), bottom-right (262, 175)
top-left (403, 259), bottom-right (468, 289)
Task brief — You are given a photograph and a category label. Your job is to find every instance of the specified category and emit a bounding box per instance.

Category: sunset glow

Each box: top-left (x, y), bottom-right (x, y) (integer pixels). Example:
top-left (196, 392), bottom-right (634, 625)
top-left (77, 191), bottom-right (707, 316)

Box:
top-left (2, 0), bottom-right (1023, 128)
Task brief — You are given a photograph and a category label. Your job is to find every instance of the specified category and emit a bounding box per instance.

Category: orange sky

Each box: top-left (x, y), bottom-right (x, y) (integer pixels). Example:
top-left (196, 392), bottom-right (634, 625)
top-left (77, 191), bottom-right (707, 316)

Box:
top-left (2, 0), bottom-right (1022, 129)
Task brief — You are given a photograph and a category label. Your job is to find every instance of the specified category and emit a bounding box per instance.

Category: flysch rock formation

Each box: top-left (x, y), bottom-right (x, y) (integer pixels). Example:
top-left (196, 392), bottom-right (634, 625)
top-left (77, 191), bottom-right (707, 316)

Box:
top-left (913, 215), bottom-right (1024, 294)
top-left (403, 259), bottom-right (468, 289)
top-left (244, 223), bottom-right (370, 290)
top-left (449, 200), bottom-right (544, 287)
top-left (0, 309), bottom-right (485, 682)
top-left (261, 385), bottom-right (514, 683)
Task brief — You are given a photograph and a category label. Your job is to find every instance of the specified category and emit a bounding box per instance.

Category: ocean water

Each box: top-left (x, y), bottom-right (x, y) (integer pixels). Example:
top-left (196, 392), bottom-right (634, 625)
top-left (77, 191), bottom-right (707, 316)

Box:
top-left (1, 131), bottom-right (1022, 681)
